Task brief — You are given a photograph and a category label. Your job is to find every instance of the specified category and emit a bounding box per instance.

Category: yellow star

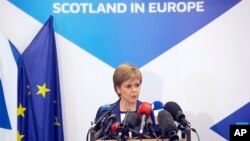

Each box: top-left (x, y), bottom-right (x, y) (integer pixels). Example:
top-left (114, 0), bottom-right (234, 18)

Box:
top-left (17, 104), bottom-right (26, 117)
top-left (37, 83), bottom-right (50, 98)
top-left (17, 131), bottom-right (24, 141)
top-left (54, 116), bottom-right (61, 126)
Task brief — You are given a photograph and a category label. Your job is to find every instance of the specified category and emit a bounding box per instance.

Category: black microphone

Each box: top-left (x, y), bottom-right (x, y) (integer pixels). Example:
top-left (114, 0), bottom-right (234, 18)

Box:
top-left (91, 103), bottom-right (116, 130)
top-left (125, 112), bottom-right (141, 138)
top-left (164, 101), bottom-right (196, 132)
top-left (117, 109), bottom-right (130, 140)
top-left (124, 112), bottom-right (154, 139)
top-left (146, 117), bottom-right (158, 138)
top-left (126, 112), bottom-right (140, 128)
top-left (94, 116), bottom-right (108, 139)
top-left (158, 110), bottom-right (179, 141)
top-left (89, 104), bottom-right (116, 141)
top-left (102, 114), bottom-right (117, 139)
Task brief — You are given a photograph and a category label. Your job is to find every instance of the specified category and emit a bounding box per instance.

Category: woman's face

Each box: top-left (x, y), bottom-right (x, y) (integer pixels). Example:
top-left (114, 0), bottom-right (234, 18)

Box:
top-left (116, 78), bottom-right (141, 105)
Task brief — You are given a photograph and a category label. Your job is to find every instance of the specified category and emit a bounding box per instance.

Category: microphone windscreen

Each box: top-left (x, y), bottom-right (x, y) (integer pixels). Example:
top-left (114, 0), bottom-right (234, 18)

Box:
top-left (126, 112), bottom-right (140, 128)
top-left (164, 101), bottom-right (183, 121)
top-left (152, 101), bottom-right (164, 124)
top-left (138, 102), bottom-right (152, 117)
top-left (111, 122), bottom-right (119, 132)
top-left (152, 101), bottom-right (164, 110)
top-left (157, 110), bottom-right (178, 137)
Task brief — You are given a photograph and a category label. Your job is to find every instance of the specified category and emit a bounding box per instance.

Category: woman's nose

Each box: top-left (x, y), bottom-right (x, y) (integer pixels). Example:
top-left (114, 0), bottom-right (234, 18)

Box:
top-left (131, 85), bottom-right (138, 91)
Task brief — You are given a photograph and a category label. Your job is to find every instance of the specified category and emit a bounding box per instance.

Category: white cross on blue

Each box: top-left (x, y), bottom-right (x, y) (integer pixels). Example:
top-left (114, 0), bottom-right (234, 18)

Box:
top-left (0, 80), bottom-right (12, 129)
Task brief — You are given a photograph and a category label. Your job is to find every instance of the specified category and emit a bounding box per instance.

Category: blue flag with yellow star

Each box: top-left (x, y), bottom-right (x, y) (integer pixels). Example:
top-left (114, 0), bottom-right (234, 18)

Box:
top-left (17, 16), bottom-right (64, 141)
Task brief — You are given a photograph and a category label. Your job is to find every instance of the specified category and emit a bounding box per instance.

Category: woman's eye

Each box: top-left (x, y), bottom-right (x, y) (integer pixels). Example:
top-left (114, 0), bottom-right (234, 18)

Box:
top-left (126, 85), bottom-right (132, 88)
top-left (135, 83), bottom-right (140, 87)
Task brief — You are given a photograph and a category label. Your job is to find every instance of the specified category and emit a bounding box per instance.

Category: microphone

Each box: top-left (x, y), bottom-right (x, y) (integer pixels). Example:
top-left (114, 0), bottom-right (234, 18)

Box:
top-left (158, 110), bottom-right (179, 141)
top-left (117, 109), bottom-right (130, 140)
top-left (152, 101), bottom-right (164, 125)
top-left (91, 103), bottom-right (116, 130)
top-left (125, 112), bottom-right (141, 138)
top-left (164, 101), bottom-right (195, 132)
top-left (137, 102), bottom-right (152, 134)
top-left (146, 117), bottom-right (158, 138)
top-left (94, 116), bottom-right (109, 139)
top-left (126, 112), bottom-right (140, 129)
top-left (102, 114), bottom-right (117, 139)
top-left (111, 122), bottom-right (120, 132)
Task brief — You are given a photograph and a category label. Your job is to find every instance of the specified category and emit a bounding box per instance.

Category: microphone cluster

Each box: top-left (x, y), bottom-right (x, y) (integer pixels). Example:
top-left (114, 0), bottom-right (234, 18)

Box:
top-left (88, 101), bottom-right (196, 141)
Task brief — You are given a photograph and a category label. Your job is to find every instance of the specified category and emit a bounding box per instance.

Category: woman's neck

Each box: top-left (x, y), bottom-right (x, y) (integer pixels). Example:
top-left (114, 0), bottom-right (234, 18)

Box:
top-left (120, 99), bottom-right (137, 112)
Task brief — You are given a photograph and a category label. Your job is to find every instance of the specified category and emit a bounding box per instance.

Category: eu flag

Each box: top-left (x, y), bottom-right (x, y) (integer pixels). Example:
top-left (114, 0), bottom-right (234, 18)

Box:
top-left (17, 16), bottom-right (64, 141)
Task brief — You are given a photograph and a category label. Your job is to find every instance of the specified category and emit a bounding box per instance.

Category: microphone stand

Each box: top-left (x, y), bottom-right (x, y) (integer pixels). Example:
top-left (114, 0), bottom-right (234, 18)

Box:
top-left (87, 104), bottom-right (116, 141)
top-left (89, 128), bottom-right (96, 141)
top-left (91, 104), bottom-right (116, 130)
top-left (117, 109), bottom-right (130, 141)
top-left (178, 124), bottom-right (191, 141)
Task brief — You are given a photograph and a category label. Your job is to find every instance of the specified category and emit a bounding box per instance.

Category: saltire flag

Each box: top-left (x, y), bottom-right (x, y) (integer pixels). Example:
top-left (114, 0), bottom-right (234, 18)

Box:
top-left (0, 31), bottom-right (20, 141)
top-left (17, 16), bottom-right (64, 141)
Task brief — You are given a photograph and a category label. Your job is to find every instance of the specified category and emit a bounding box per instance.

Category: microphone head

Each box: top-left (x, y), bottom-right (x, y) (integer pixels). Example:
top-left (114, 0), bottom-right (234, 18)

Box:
top-left (126, 112), bottom-right (140, 128)
top-left (152, 101), bottom-right (164, 110)
top-left (152, 101), bottom-right (164, 125)
top-left (111, 122), bottom-right (119, 132)
top-left (138, 102), bottom-right (152, 117)
top-left (164, 101), bottom-right (185, 122)
top-left (157, 110), bottom-right (178, 139)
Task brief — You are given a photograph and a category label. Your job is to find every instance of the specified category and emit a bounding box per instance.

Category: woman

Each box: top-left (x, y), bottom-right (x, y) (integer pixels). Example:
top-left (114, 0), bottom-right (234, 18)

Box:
top-left (94, 64), bottom-right (157, 139)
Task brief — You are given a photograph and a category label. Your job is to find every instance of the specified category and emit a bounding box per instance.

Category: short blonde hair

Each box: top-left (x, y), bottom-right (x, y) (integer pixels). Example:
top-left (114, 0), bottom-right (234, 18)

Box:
top-left (113, 64), bottom-right (142, 97)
